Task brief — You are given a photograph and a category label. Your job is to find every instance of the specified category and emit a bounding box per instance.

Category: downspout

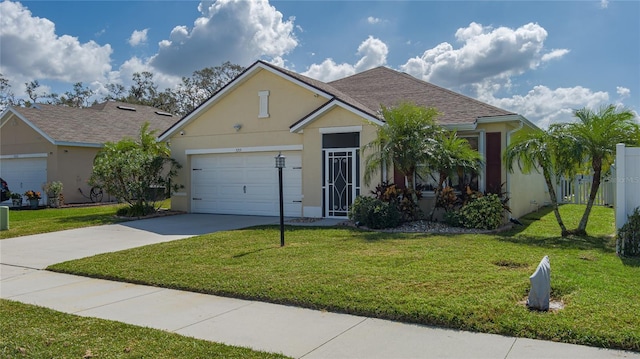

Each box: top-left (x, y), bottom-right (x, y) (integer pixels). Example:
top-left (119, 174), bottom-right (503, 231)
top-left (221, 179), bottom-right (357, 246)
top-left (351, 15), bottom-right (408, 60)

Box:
top-left (505, 120), bottom-right (524, 208)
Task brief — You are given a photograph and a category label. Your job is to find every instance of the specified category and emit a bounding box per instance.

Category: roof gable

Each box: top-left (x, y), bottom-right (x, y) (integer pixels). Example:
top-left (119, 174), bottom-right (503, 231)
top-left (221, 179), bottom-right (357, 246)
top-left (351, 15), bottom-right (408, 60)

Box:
top-left (1, 101), bottom-right (177, 147)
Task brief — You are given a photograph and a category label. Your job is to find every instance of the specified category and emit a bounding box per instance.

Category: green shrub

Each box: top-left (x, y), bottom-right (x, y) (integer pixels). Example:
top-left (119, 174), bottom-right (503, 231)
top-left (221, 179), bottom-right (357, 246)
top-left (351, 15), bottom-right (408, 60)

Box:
top-left (116, 203), bottom-right (156, 217)
top-left (349, 196), bottom-right (402, 229)
top-left (457, 193), bottom-right (504, 230)
top-left (371, 181), bottom-right (423, 221)
top-left (443, 210), bottom-right (463, 227)
top-left (618, 207), bottom-right (640, 257)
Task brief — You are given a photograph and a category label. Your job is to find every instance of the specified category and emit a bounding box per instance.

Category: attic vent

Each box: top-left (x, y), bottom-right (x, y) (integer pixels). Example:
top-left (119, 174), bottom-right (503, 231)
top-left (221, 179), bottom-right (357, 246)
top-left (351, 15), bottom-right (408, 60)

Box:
top-left (155, 111), bottom-right (173, 117)
top-left (117, 105), bottom-right (136, 111)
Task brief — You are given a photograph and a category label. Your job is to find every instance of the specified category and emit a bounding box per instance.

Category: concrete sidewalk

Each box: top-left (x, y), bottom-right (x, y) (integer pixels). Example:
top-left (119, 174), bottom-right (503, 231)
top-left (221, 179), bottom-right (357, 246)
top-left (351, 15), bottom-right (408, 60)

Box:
top-left (1, 214), bottom-right (638, 358)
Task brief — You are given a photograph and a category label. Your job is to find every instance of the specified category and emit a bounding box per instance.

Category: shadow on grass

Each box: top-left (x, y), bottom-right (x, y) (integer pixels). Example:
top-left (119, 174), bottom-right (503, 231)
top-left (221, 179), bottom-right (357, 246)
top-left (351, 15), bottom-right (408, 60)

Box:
top-left (620, 256), bottom-right (640, 267)
top-left (495, 206), bottom-right (616, 252)
top-left (496, 232), bottom-right (616, 252)
top-left (232, 246), bottom-right (279, 258)
top-left (57, 213), bottom-right (127, 225)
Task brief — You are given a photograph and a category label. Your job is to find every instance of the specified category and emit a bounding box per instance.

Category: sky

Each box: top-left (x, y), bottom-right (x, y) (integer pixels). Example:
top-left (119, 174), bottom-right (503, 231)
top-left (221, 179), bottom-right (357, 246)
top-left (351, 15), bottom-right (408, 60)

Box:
top-left (1, 0), bottom-right (638, 128)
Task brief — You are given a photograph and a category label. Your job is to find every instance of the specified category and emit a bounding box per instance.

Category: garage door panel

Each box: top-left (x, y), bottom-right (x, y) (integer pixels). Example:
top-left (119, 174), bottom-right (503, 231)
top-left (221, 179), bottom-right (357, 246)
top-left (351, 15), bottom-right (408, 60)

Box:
top-left (191, 152), bottom-right (302, 217)
top-left (0, 157), bottom-right (47, 204)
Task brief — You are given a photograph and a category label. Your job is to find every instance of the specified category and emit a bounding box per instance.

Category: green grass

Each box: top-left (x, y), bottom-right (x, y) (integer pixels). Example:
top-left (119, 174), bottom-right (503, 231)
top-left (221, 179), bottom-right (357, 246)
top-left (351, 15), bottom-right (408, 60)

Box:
top-left (49, 205), bottom-right (640, 352)
top-left (0, 204), bottom-right (127, 239)
top-left (0, 299), bottom-right (289, 359)
top-left (0, 199), bottom-right (172, 239)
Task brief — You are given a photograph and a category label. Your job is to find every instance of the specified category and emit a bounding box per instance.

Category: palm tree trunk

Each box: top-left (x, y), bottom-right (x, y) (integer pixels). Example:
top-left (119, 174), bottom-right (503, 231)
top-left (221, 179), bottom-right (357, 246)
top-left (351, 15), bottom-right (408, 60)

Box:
top-left (576, 160), bottom-right (603, 236)
top-left (543, 171), bottom-right (569, 237)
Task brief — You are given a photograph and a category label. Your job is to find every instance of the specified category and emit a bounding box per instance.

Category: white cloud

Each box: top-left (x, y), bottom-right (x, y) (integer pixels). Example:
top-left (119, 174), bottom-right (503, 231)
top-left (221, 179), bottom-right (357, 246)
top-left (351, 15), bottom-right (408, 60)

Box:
top-left (600, 0), bottom-right (609, 9)
top-left (128, 28), bottom-right (149, 47)
top-left (617, 86), bottom-right (631, 99)
top-left (400, 22), bottom-right (569, 88)
top-left (0, 1), bottom-right (112, 84)
top-left (149, 0), bottom-right (298, 76)
top-left (302, 36), bottom-right (388, 82)
top-left (541, 49), bottom-right (570, 62)
top-left (477, 84), bottom-right (610, 128)
top-left (302, 59), bottom-right (357, 83)
top-left (367, 16), bottom-right (381, 24)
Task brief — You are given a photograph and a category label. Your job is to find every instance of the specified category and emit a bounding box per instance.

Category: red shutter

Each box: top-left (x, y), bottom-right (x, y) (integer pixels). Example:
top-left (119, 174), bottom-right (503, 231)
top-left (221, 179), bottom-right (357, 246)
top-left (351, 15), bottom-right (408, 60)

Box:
top-left (394, 165), bottom-right (406, 189)
top-left (485, 132), bottom-right (502, 194)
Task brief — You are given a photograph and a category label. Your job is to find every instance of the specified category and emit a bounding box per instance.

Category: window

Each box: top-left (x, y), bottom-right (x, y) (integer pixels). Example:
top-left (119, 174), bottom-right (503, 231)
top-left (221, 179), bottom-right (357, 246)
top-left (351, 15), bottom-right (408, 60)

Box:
top-left (258, 90), bottom-right (269, 118)
top-left (415, 136), bottom-right (480, 192)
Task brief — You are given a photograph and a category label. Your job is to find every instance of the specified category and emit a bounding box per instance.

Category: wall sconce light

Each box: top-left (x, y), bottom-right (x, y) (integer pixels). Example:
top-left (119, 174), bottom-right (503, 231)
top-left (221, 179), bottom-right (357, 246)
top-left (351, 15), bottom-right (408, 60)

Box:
top-left (180, 130), bottom-right (185, 136)
top-left (233, 123), bottom-right (242, 132)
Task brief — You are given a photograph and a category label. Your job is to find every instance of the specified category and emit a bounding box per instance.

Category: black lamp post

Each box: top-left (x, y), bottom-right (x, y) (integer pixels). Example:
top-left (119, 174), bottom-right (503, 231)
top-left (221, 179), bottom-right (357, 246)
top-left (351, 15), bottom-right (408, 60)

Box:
top-left (275, 152), bottom-right (286, 247)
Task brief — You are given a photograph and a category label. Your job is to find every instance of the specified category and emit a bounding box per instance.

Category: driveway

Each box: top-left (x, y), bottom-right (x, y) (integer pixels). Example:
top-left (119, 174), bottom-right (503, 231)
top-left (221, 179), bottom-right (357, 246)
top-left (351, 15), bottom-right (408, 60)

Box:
top-left (0, 214), bottom-right (280, 270)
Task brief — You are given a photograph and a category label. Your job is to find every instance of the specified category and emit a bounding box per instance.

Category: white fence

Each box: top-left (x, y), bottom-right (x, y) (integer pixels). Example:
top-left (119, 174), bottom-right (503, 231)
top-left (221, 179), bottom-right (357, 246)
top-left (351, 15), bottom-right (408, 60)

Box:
top-left (615, 143), bottom-right (640, 231)
top-left (557, 174), bottom-right (615, 206)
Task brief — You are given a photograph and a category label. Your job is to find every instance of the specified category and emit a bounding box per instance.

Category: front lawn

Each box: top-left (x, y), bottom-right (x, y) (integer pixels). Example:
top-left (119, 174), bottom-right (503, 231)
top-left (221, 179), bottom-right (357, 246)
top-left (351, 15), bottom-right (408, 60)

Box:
top-left (0, 299), bottom-right (288, 359)
top-left (0, 204), bottom-right (127, 239)
top-left (48, 205), bottom-right (640, 351)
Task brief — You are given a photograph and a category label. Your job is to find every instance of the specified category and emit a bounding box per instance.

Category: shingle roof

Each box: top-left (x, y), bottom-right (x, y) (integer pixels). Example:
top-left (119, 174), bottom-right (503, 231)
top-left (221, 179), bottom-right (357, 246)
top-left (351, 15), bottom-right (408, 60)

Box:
top-left (10, 101), bottom-right (177, 145)
top-left (328, 66), bottom-right (515, 125)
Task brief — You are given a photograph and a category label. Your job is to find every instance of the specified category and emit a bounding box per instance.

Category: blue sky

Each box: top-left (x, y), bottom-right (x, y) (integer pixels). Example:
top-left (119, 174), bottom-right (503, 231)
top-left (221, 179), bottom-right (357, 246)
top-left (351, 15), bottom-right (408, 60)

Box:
top-left (1, 0), bottom-right (638, 128)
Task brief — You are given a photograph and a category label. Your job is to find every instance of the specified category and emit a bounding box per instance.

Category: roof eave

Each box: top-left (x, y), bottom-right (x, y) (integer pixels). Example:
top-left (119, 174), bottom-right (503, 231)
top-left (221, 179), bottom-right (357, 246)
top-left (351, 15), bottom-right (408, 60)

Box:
top-left (290, 99), bottom-right (384, 133)
top-left (476, 114), bottom-right (540, 130)
top-left (442, 123), bottom-right (478, 131)
top-left (55, 141), bottom-right (104, 148)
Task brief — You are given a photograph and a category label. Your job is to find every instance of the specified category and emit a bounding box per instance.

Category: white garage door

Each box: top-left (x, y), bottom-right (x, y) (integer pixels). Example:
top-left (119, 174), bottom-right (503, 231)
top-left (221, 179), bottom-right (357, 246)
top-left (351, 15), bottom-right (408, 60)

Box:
top-left (191, 152), bottom-right (302, 217)
top-left (0, 156), bottom-right (47, 203)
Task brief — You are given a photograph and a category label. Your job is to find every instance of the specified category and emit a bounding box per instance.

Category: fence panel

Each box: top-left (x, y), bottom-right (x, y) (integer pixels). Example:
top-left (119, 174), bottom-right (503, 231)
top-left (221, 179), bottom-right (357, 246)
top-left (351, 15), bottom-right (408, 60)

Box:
top-left (557, 175), bottom-right (614, 206)
top-left (616, 144), bottom-right (640, 232)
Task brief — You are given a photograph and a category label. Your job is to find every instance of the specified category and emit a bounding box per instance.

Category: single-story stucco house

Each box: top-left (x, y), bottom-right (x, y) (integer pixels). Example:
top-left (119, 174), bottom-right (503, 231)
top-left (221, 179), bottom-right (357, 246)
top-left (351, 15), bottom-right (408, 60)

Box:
top-left (159, 60), bottom-right (547, 220)
top-left (0, 101), bottom-right (177, 205)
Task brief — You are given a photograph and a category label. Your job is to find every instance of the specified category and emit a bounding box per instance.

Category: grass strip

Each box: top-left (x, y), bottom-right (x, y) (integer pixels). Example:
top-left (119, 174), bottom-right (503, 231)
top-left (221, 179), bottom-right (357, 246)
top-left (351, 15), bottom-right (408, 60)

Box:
top-left (0, 299), bottom-right (289, 359)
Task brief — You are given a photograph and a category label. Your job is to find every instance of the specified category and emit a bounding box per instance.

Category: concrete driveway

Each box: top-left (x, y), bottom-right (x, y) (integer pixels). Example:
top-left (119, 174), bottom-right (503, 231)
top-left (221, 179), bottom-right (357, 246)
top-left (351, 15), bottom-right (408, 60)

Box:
top-left (0, 214), bottom-right (280, 270)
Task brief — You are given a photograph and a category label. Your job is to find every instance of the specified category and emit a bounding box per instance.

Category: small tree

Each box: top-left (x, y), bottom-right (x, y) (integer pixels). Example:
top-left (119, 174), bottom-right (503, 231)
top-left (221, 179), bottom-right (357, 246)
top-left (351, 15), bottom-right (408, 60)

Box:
top-left (90, 123), bottom-right (182, 216)
top-left (425, 131), bottom-right (484, 220)
top-left (504, 127), bottom-right (572, 237)
top-left (557, 105), bottom-right (640, 236)
top-left (363, 102), bottom-right (441, 203)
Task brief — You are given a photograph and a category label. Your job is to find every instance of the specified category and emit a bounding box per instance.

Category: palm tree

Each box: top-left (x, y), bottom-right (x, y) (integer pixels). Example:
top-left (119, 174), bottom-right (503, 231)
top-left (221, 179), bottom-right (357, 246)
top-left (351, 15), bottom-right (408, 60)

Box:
top-left (425, 131), bottom-right (484, 220)
top-left (559, 105), bottom-right (640, 236)
top-left (504, 128), bottom-right (571, 237)
top-left (363, 102), bottom-right (442, 193)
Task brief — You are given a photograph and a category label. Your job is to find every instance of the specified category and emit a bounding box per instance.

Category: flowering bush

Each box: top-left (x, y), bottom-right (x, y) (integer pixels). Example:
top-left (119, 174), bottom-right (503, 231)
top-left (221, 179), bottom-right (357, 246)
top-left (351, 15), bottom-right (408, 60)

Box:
top-left (24, 190), bottom-right (42, 200)
top-left (43, 181), bottom-right (63, 197)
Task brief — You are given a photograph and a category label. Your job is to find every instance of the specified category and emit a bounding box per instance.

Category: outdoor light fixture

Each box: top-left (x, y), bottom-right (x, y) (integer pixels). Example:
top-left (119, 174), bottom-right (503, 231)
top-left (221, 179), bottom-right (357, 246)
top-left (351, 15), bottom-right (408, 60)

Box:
top-left (233, 123), bottom-right (242, 131)
top-left (275, 152), bottom-right (286, 246)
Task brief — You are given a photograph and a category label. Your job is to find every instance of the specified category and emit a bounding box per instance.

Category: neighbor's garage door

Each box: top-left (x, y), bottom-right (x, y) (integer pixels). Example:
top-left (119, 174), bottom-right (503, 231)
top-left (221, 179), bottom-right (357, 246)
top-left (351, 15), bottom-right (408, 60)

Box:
top-left (0, 156), bottom-right (47, 202)
top-left (191, 152), bottom-right (302, 217)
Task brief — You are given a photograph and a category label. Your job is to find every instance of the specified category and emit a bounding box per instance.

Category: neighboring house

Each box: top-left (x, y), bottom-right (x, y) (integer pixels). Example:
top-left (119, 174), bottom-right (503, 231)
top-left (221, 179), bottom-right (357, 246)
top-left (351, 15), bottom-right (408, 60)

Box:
top-left (0, 101), bottom-right (177, 205)
top-left (160, 60), bottom-right (547, 219)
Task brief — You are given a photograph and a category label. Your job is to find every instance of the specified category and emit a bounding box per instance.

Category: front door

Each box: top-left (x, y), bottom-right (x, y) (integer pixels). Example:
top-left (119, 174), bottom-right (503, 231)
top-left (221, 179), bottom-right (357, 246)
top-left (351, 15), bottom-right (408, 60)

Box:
top-left (324, 148), bottom-right (359, 217)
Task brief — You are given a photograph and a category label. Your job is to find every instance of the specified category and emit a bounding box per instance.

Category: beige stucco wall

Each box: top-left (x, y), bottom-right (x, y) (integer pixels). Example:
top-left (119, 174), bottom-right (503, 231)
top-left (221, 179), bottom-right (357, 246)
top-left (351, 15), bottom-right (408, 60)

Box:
top-left (167, 68), bottom-right (329, 213)
top-left (54, 146), bottom-right (103, 204)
